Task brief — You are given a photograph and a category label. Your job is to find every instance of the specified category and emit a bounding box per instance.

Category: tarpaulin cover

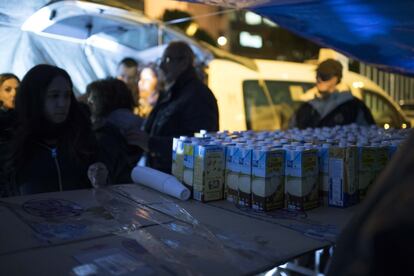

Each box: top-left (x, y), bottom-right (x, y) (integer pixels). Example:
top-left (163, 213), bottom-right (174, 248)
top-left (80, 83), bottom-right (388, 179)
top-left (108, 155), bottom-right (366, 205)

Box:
top-left (181, 0), bottom-right (414, 75)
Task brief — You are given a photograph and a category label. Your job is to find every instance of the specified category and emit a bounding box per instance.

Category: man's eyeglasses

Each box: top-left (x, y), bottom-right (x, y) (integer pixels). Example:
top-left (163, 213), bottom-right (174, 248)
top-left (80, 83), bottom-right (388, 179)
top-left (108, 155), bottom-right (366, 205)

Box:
top-left (316, 72), bottom-right (334, 82)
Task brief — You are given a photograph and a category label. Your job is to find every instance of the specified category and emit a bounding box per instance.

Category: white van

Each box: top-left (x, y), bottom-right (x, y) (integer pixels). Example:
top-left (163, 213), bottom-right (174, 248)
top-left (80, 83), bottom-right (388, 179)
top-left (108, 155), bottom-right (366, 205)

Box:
top-left (208, 58), bottom-right (410, 130)
top-left (17, 1), bottom-right (410, 131)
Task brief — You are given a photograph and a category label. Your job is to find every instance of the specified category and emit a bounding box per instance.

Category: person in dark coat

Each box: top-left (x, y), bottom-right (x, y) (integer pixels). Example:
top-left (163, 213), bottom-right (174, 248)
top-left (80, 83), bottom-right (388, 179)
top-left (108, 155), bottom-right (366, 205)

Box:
top-left (127, 41), bottom-right (219, 173)
top-left (292, 59), bottom-right (375, 129)
top-left (2, 64), bottom-right (108, 196)
top-left (86, 78), bottom-right (142, 181)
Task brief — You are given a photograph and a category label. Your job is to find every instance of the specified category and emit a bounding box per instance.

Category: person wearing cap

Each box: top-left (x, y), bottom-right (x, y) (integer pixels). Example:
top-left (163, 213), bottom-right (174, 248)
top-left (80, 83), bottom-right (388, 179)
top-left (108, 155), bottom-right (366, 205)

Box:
top-left (292, 58), bottom-right (375, 129)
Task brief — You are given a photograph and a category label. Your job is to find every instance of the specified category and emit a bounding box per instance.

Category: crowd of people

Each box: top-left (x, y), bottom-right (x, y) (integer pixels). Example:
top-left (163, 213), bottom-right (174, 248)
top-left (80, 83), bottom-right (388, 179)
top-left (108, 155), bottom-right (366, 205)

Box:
top-left (0, 41), bottom-right (377, 198)
top-left (0, 41), bottom-right (219, 197)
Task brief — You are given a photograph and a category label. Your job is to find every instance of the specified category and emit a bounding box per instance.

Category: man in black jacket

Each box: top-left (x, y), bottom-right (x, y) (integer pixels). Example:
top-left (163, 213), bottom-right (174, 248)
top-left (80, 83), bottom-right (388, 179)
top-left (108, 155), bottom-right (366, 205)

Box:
top-left (128, 41), bottom-right (219, 173)
top-left (292, 59), bottom-right (375, 128)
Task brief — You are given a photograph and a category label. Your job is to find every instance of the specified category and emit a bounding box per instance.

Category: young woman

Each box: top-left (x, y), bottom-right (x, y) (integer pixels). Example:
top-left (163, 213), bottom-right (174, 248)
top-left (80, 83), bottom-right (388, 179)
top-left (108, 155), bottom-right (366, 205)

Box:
top-left (3, 64), bottom-right (108, 196)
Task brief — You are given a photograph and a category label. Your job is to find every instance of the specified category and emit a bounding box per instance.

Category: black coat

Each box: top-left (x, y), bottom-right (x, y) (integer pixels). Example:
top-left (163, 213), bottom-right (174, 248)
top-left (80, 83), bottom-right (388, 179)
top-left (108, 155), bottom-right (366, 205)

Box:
top-left (12, 140), bottom-right (95, 196)
top-left (93, 121), bottom-right (133, 184)
top-left (293, 93), bottom-right (375, 129)
top-left (0, 108), bottom-right (15, 143)
top-left (144, 67), bottom-right (219, 173)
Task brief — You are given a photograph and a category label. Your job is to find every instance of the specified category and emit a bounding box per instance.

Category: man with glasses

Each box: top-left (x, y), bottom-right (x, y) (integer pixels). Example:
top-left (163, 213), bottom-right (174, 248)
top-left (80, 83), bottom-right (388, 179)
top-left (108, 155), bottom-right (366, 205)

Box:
top-left (292, 59), bottom-right (374, 128)
top-left (127, 41), bottom-right (219, 173)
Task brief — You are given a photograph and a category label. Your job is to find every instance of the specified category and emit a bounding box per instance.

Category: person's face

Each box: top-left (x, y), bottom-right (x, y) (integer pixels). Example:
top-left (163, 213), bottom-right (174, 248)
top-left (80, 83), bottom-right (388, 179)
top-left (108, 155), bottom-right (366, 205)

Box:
top-left (44, 76), bottom-right (72, 124)
top-left (0, 78), bottom-right (19, 109)
top-left (316, 73), bottom-right (339, 96)
top-left (160, 47), bottom-right (189, 84)
top-left (117, 64), bottom-right (138, 93)
top-left (138, 68), bottom-right (158, 98)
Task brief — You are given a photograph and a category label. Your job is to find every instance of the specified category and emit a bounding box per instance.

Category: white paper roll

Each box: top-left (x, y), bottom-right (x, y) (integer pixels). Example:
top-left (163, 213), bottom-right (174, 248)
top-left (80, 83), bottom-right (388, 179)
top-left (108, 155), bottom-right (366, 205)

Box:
top-left (131, 166), bottom-right (191, 200)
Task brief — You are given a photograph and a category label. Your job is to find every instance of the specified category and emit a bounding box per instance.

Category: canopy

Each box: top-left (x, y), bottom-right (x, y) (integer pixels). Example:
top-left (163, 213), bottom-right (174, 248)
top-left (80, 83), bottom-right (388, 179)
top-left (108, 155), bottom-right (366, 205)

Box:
top-left (181, 0), bottom-right (414, 75)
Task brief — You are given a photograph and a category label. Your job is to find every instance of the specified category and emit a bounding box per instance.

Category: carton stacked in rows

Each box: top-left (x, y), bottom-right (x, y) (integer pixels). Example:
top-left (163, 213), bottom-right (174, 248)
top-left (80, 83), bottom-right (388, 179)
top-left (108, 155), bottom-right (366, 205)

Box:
top-left (171, 125), bottom-right (410, 211)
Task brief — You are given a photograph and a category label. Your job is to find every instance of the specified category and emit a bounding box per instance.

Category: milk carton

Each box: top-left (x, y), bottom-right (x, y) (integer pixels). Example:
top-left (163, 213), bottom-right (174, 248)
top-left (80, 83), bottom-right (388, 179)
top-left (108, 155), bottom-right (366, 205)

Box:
top-left (225, 144), bottom-right (241, 203)
top-left (238, 146), bottom-right (254, 207)
top-left (252, 146), bottom-right (285, 211)
top-left (172, 136), bottom-right (190, 182)
top-left (183, 138), bottom-right (211, 194)
top-left (319, 144), bottom-right (331, 205)
top-left (329, 144), bottom-right (358, 207)
top-left (171, 137), bottom-right (179, 176)
top-left (375, 144), bottom-right (389, 177)
top-left (183, 140), bottom-right (196, 194)
top-left (285, 146), bottom-right (319, 210)
top-left (193, 143), bottom-right (225, 202)
top-left (222, 142), bottom-right (236, 199)
top-left (357, 144), bottom-right (379, 200)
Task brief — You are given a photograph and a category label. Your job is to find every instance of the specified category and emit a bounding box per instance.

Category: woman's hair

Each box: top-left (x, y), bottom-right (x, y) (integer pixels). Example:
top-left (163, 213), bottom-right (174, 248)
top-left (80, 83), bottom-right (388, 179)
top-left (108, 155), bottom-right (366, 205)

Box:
top-left (0, 73), bottom-right (19, 86)
top-left (6, 64), bottom-right (97, 171)
top-left (86, 77), bottom-right (135, 119)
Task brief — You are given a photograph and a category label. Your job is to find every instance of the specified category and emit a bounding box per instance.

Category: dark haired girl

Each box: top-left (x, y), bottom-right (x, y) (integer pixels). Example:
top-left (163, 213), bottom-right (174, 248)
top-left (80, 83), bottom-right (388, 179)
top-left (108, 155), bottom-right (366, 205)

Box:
top-left (3, 64), bottom-right (108, 196)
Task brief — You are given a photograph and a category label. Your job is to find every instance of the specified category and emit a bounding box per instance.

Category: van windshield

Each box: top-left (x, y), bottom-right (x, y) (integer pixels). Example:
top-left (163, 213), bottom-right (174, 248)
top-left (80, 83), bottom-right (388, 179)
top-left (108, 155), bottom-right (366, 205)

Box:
top-left (243, 80), bottom-right (313, 130)
top-left (361, 89), bottom-right (403, 128)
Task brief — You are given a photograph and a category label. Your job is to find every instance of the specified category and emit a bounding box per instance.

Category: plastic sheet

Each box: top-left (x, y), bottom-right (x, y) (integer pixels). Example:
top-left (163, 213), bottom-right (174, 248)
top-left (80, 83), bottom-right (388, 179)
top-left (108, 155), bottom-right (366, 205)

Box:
top-left (235, 204), bottom-right (339, 243)
top-left (93, 186), bottom-right (301, 274)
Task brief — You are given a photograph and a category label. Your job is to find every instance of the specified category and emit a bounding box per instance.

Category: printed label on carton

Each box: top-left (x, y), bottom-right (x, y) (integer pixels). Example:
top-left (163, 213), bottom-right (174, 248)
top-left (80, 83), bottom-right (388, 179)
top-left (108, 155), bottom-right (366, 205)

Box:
top-left (238, 147), bottom-right (253, 207)
top-left (251, 148), bottom-right (285, 211)
top-left (225, 145), bottom-right (240, 203)
top-left (285, 149), bottom-right (319, 210)
top-left (172, 139), bottom-right (188, 182)
top-left (329, 146), bottom-right (358, 207)
top-left (193, 145), bottom-right (224, 202)
top-left (319, 147), bottom-right (330, 205)
top-left (183, 142), bottom-right (195, 192)
top-left (357, 147), bottom-right (377, 200)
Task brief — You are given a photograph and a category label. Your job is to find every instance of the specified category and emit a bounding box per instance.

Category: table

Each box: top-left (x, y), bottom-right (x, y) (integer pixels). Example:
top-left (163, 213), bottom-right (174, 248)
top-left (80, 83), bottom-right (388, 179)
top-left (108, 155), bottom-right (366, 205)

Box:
top-left (0, 184), bottom-right (358, 275)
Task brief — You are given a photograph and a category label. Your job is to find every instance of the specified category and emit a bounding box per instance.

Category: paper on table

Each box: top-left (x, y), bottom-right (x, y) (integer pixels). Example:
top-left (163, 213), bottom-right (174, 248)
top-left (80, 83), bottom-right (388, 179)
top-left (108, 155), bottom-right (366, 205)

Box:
top-left (131, 166), bottom-right (191, 201)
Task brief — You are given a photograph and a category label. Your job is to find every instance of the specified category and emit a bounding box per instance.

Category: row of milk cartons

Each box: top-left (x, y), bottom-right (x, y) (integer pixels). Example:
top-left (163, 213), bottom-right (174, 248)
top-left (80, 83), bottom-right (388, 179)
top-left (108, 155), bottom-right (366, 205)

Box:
top-left (171, 125), bottom-right (409, 210)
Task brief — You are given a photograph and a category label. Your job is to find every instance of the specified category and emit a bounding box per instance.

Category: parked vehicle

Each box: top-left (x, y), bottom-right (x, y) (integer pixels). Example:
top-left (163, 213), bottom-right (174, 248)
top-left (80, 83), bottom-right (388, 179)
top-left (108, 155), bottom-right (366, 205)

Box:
top-left (20, 1), bottom-right (410, 130)
top-left (209, 58), bottom-right (410, 130)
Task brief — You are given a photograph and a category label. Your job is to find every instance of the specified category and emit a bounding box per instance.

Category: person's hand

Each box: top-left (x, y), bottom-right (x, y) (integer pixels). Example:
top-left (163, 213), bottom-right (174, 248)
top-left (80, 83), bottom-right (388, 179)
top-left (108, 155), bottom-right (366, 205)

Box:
top-left (126, 130), bottom-right (149, 151)
top-left (88, 162), bottom-right (109, 188)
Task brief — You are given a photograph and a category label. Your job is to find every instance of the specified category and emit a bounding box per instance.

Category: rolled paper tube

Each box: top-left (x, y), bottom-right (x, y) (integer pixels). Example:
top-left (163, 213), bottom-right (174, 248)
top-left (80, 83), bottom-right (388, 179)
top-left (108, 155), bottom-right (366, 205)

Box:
top-left (131, 166), bottom-right (190, 200)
